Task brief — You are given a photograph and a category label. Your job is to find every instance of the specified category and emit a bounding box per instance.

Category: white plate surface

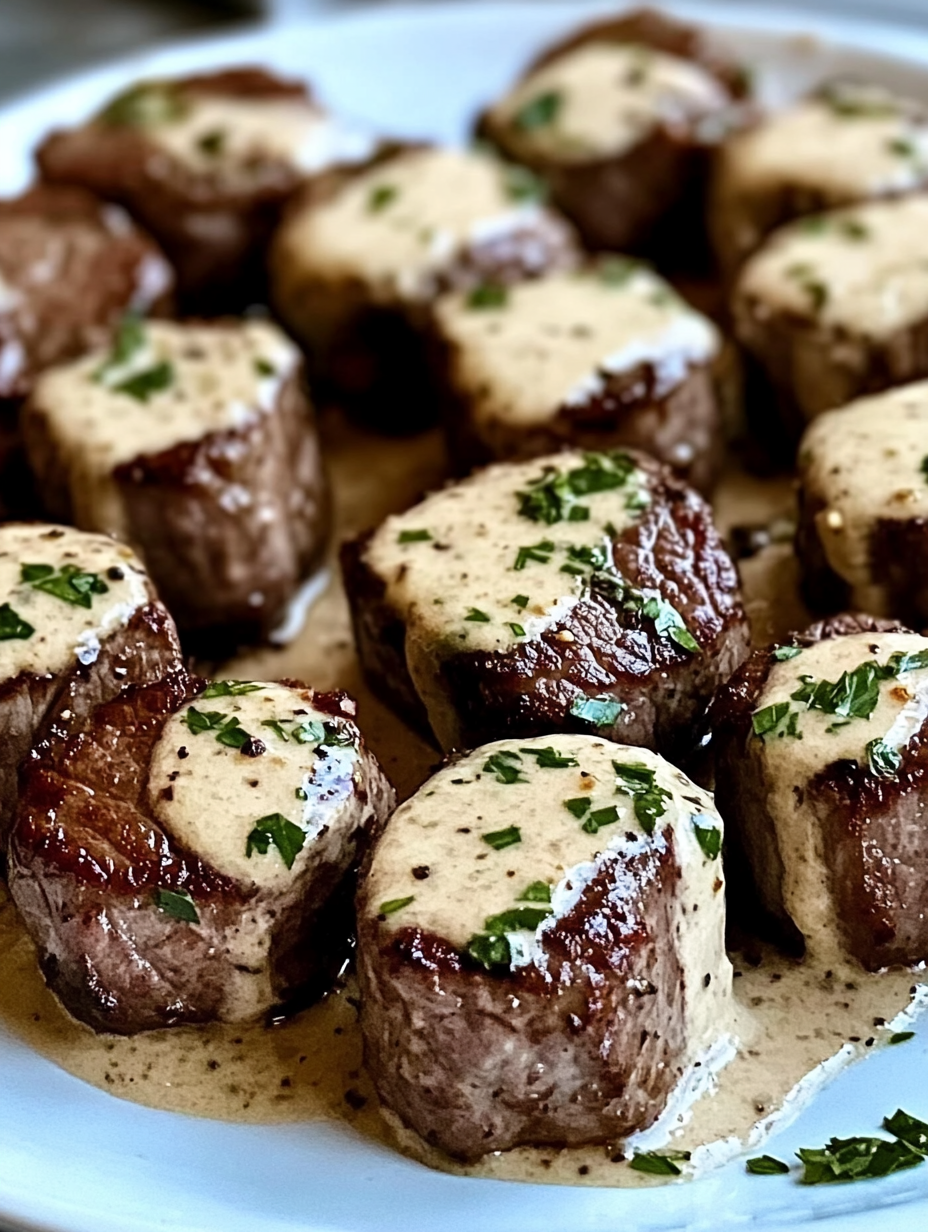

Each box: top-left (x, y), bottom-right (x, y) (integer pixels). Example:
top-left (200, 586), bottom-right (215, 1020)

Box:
top-left (4, 4), bottom-right (928, 1231)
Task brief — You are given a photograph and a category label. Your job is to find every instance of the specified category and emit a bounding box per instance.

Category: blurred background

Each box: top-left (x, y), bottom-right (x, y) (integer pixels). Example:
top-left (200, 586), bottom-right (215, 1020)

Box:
top-left (3, 0), bottom-right (928, 103)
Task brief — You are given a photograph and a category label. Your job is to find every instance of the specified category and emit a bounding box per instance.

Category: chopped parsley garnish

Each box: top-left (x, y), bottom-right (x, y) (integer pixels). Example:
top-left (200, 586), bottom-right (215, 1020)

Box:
top-left (582, 804), bottom-right (620, 834)
top-left (502, 162), bottom-right (548, 203)
top-left (564, 797), bottom-right (591, 819)
top-left (692, 816), bottom-right (721, 860)
top-left (890, 1031), bottom-right (916, 1045)
top-left (467, 282), bottom-right (508, 310)
top-left (99, 81), bottom-right (187, 127)
top-left (514, 539), bottom-right (555, 570)
top-left (0, 603), bottom-right (33, 640)
top-left (921, 455), bottom-right (928, 483)
top-left (260, 717), bottom-right (354, 749)
top-left (367, 183), bottom-right (397, 212)
top-left (511, 594), bottom-right (529, 609)
top-left (295, 786), bottom-right (308, 801)
top-left (111, 360), bottom-right (174, 402)
top-left (519, 746), bottom-right (578, 768)
top-left (745, 1155), bottom-right (790, 1175)
top-left (482, 750), bottom-right (525, 784)
top-left (772, 645), bottom-right (801, 661)
top-left (182, 706), bottom-right (228, 736)
top-left (629, 1150), bottom-right (691, 1177)
top-left (508, 622), bottom-right (526, 637)
top-left (21, 563), bottom-right (109, 609)
top-left (214, 717), bottom-right (250, 750)
top-left (97, 312), bottom-right (145, 372)
top-left (153, 886), bottom-right (198, 924)
top-left (245, 813), bottom-right (306, 870)
top-left (378, 895), bottom-right (414, 917)
top-left (254, 357), bottom-right (276, 377)
top-left (465, 607), bottom-right (491, 622)
top-left (201, 680), bottom-right (262, 699)
top-left (793, 660), bottom-right (894, 720)
top-left (197, 127), bottom-right (226, 155)
top-left (513, 89), bottom-right (563, 131)
top-left (840, 218), bottom-right (869, 240)
top-left (397, 529), bottom-right (432, 543)
top-left (887, 137), bottom-right (917, 158)
top-left (481, 825), bottom-right (522, 850)
top-left (598, 255), bottom-right (642, 287)
top-left (484, 906), bottom-right (551, 932)
top-left (866, 738), bottom-right (902, 779)
top-left (796, 1135), bottom-right (923, 1185)
top-left (613, 761), bottom-right (671, 835)
top-left (516, 451), bottom-right (637, 525)
top-left (820, 84), bottom-right (898, 119)
top-left (518, 881), bottom-right (551, 903)
top-left (465, 932), bottom-right (512, 969)
top-left (884, 1108), bottom-right (928, 1151)
top-left (752, 701), bottom-right (790, 737)
top-left (590, 566), bottom-right (700, 655)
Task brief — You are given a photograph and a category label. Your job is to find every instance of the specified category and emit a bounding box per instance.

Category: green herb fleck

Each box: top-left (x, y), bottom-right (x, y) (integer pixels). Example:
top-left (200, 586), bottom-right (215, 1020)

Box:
top-left (465, 607), bottom-right (491, 622)
top-left (398, 529), bottom-right (432, 543)
top-left (482, 751), bottom-right (525, 784)
top-left (582, 804), bottom-right (620, 834)
top-left (99, 81), bottom-right (188, 127)
top-left (201, 680), bottom-right (262, 699)
top-left (481, 825), bottom-right (522, 850)
top-left (153, 887), bottom-right (198, 924)
top-left (502, 162), bottom-right (548, 202)
top-left (0, 603), bottom-right (33, 640)
top-left (254, 357), bottom-right (276, 377)
top-left (245, 813), bottom-right (306, 870)
top-left (692, 817), bottom-right (721, 860)
top-left (111, 360), bottom-right (174, 402)
top-left (467, 282), bottom-right (508, 310)
top-left (508, 622), bottom-right (526, 637)
top-left (519, 746), bottom-right (578, 769)
top-left (887, 137), bottom-right (917, 157)
top-left (613, 761), bottom-right (671, 835)
top-left (378, 895), bottom-right (414, 917)
top-left (514, 539), bottom-right (555, 570)
top-left (921, 455), bottom-right (928, 483)
top-left (884, 1108), bottom-right (928, 1152)
top-left (772, 645), bottom-right (801, 661)
top-left (629, 1150), bottom-right (691, 1177)
top-left (598, 256), bottom-right (643, 287)
top-left (182, 707), bottom-right (227, 736)
top-left (512, 594), bottom-right (529, 609)
top-left (796, 1135), bottom-right (923, 1185)
top-left (514, 89), bottom-right (562, 131)
top-left (465, 932), bottom-right (511, 969)
top-left (483, 906), bottom-right (551, 932)
top-left (516, 451), bottom-right (636, 525)
top-left (890, 1031), bottom-right (916, 1045)
top-left (368, 184), bottom-right (397, 212)
top-left (518, 881), bottom-right (551, 903)
top-left (840, 218), bottom-right (869, 240)
top-left (197, 127), bottom-right (226, 155)
top-left (746, 1155), bottom-right (790, 1175)
top-left (564, 797), bottom-right (591, 819)
top-left (21, 563), bottom-right (109, 610)
top-left (866, 738), bottom-right (902, 779)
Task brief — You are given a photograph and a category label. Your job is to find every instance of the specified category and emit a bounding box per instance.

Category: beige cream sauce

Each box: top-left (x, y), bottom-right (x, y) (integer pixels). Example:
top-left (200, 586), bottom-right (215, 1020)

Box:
top-left (0, 418), bottom-right (921, 1185)
top-left (30, 319), bottom-right (297, 540)
top-left (739, 195), bottom-right (928, 338)
top-left (800, 381), bottom-right (928, 611)
top-left (276, 147), bottom-right (552, 301)
top-left (435, 267), bottom-right (719, 429)
top-left (488, 41), bottom-right (728, 163)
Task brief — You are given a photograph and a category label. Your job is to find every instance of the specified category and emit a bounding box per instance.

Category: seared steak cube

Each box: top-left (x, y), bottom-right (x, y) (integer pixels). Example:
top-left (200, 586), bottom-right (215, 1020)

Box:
top-left (36, 67), bottom-right (373, 305)
top-left (0, 522), bottom-right (182, 848)
top-left (0, 184), bottom-right (173, 404)
top-left (711, 81), bottom-right (928, 275)
top-left (712, 617), bottom-right (928, 970)
top-left (477, 8), bottom-right (749, 253)
top-left (341, 447), bottom-right (749, 759)
top-left (357, 734), bottom-right (732, 1160)
top-left (22, 317), bottom-right (328, 644)
top-left (797, 379), bottom-right (928, 625)
top-left (10, 674), bottom-right (395, 1033)
top-left (732, 195), bottom-right (928, 433)
top-left (432, 256), bottom-right (727, 491)
top-left (270, 144), bottom-right (579, 431)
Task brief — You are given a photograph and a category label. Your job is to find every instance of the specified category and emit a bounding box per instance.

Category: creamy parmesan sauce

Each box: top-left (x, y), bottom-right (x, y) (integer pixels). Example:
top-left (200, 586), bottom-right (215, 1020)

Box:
top-left (148, 684), bottom-right (361, 892)
top-left (488, 41), bottom-right (728, 163)
top-left (367, 737), bottom-right (732, 1062)
top-left (737, 195), bottom-right (928, 338)
top-left (800, 382), bottom-right (928, 610)
top-left (275, 147), bottom-right (559, 302)
top-left (28, 319), bottom-right (298, 539)
top-left (364, 450), bottom-right (650, 747)
top-left (435, 264), bottom-right (719, 429)
top-left (0, 523), bottom-right (150, 682)
top-left (145, 93), bottom-right (374, 182)
top-left (751, 631), bottom-right (928, 964)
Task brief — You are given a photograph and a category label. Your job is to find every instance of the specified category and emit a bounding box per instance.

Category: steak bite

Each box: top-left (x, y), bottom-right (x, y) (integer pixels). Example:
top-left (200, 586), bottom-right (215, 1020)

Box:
top-left (732, 195), bottom-right (928, 433)
top-left (713, 619), bottom-right (928, 971)
top-left (476, 8), bottom-right (749, 253)
top-left (341, 448), bottom-right (749, 759)
top-left (0, 184), bottom-right (173, 404)
top-left (10, 675), bottom-right (395, 1034)
top-left (711, 81), bottom-right (928, 275)
top-left (797, 380), bottom-right (928, 625)
top-left (0, 522), bottom-right (182, 849)
top-left (269, 144), bottom-right (579, 430)
top-left (22, 317), bottom-right (328, 645)
top-left (432, 256), bottom-right (726, 491)
top-left (36, 67), bottom-right (374, 305)
top-left (358, 734), bottom-right (733, 1160)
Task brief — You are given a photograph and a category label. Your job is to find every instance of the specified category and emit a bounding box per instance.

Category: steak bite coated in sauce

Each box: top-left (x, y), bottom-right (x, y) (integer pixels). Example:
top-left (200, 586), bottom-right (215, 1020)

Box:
top-left (0, 184), bottom-right (173, 404)
top-left (341, 448), bottom-right (749, 760)
top-left (0, 522), bottom-right (182, 850)
top-left (476, 8), bottom-right (750, 254)
top-left (797, 380), bottom-right (928, 626)
top-left (712, 618), bottom-right (928, 971)
top-left (22, 317), bottom-right (328, 646)
top-left (432, 257), bottom-right (727, 491)
top-left (732, 195), bottom-right (928, 435)
top-left (711, 81), bottom-right (928, 276)
top-left (270, 144), bottom-right (579, 431)
top-left (10, 676), bottom-right (395, 1034)
top-left (358, 735), bottom-right (733, 1160)
top-left (36, 67), bottom-right (374, 305)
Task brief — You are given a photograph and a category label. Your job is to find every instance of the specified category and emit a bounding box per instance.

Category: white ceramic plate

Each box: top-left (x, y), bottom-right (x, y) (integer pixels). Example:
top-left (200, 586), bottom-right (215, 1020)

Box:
top-left (4, 5), bottom-right (928, 1230)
